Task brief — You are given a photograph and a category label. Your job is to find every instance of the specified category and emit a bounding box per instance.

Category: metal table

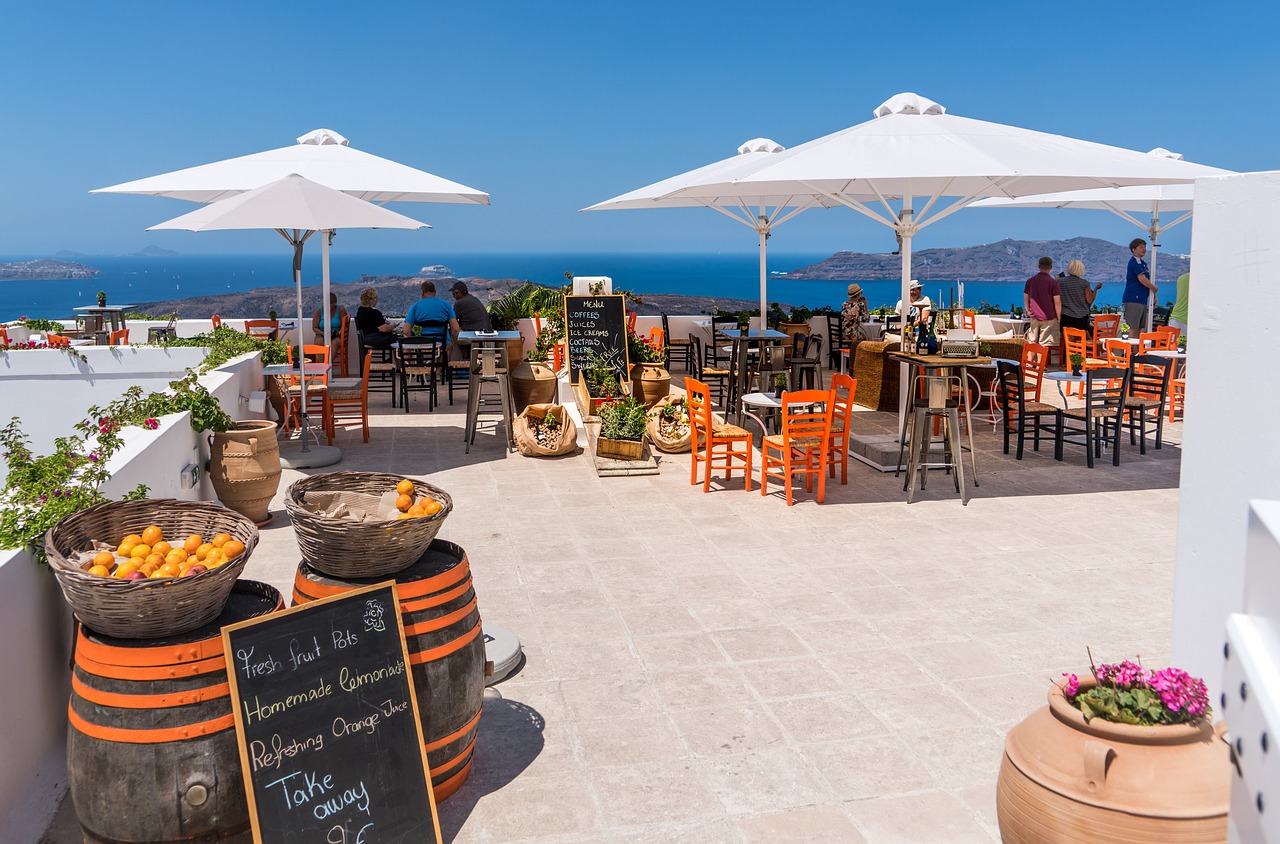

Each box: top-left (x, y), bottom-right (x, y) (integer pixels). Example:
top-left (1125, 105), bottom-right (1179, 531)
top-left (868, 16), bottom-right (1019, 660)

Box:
top-left (719, 329), bottom-right (788, 425)
top-left (72, 305), bottom-right (134, 334)
top-left (889, 352), bottom-right (990, 501)
top-left (1043, 369), bottom-right (1085, 404)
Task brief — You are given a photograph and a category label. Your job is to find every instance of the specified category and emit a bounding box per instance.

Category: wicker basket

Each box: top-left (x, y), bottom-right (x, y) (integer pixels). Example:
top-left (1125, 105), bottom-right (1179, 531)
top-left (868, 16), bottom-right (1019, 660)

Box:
top-left (285, 472), bottom-right (452, 578)
top-left (44, 499), bottom-right (257, 639)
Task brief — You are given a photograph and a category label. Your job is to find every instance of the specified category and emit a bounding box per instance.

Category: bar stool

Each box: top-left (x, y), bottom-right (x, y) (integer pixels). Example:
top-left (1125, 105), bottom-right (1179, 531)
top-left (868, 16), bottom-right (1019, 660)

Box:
top-left (903, 373), bottom-right (968, 505)
top-left (465, 345), bottom-right (514, 453)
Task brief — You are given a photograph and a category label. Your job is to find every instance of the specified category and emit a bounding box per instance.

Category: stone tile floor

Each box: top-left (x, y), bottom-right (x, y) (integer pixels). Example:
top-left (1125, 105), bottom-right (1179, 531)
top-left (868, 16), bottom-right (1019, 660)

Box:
top-left (43, 370), bottom-right (1184, 843)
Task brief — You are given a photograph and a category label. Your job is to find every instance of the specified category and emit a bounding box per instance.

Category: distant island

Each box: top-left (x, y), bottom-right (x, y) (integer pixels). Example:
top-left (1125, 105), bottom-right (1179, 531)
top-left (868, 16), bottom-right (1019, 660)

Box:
top-left (781, 237), bottom-right (1189, 283)
top-left (131, 245), bottom-right (182, 258)
top-left (0, 259), bottom-right (101, 281)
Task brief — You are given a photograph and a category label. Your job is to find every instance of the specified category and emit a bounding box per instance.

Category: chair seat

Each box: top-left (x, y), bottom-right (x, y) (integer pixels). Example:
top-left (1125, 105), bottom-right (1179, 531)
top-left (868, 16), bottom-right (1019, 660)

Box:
top-left (285, 384), bottom-right (328, 395)
top-left (1083, 357), bottom-right (1106, 367)
top-left (764, 433), bottom-right (825, 448)
top-left (712, 422), bottom-right (751, 438)
top-left (1062, 406), bottom-right (1116, 421)
top-left (400, 366), bottom-right (437, 376)
top-left (830, 418), bottom-right (845, 434)
top-left (368, 361), bottom-right (396, 371)
top-left (328, 377), bottom-right (362, 391)
top-left (1023, 401), bottom-right (1058, 415)
top-left (704, 367), bottom-right (731, 377)
top-left (1124, 396), bottom-right (1163, 409)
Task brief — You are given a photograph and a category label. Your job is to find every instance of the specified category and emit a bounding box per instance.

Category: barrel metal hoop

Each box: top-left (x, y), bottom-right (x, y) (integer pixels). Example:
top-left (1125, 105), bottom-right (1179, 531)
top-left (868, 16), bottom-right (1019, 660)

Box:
top-left (72, 672), bottom-right (230, 710)
top-left (407, 617), bottom-right (482, 664)
top-left (76, 650), bottom-right (227, 681)
top-left (425, 707), bottom-right (482, 753)
top-left (293, 557), bottom-right (471, 603)
top-left (398, 577), bottom-right (473, 613)
top-left (429, 733), bottom-right (478, 777)
top-left (402, 599), bottom-right (478, 637)
top-left (68, 700), bottom-right (235, 743)
top-left (76, 627), bottom-right (227, 668)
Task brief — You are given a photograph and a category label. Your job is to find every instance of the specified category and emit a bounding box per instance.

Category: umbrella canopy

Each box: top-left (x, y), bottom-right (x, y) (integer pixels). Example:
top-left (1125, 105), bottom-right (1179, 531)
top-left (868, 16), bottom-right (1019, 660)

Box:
top-left (583, 138), bottom-right (840, 318)
top-left (150, 174), bottom-right (429, 452)
top-left (94, 128), bottom-right (487, 347)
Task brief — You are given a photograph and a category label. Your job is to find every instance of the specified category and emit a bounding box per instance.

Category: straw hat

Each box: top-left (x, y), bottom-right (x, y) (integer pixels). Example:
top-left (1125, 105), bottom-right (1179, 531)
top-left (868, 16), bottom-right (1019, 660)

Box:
top-left (909, 279), bottom-right (922, 290)
top-left (847, 283), bottom-right (864, 298)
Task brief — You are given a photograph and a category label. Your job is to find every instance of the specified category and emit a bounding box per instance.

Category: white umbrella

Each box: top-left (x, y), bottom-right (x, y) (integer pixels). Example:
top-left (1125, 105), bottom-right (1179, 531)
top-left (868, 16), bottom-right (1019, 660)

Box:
top-left (149, 174), bottom-right (429, 462)
top-left (582, 138), bottom-right (841, 319)
top-left (970, 150), bottom-right (1208, 329)
top-left (94, 128), bottom-right (488, 347)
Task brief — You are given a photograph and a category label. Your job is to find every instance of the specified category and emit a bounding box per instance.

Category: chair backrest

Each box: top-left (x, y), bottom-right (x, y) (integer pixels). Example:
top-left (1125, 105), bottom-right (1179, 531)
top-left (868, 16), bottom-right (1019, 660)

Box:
top-left (245, 319), bottom-right (277, 338)
top-left (830, 374), bottom-right (857, 431)
top-left (211, 314), bottom-right (222, 330)
top-left (648, 326), bottom-right (665, 350)
top-left (710, 316), bottom-right (737, 337)
top-left (1084, 366), bottom-right (1130, 412)
top-left (626, 311), bottom-right (637, 331)
top-left (46, 334), bottom-right (70, 348)
top-left (1063, 327), bottom-right (1090, 361)
top-left (1155, 325), bottom-right (1181, 346)
top-left (1094, 313), bottom-right (1121, 339)
top-left (685, 378), bottom-right (714, 439)
top-left (359, 350), bottom-right (372, 396)
top-left (791, 332), bottom-right (810, 356)
top-left (661, 314), bottom-right (671, 342)
top-left (1129, 353), bottom-right (1171, 400)
top-left (962, 309), bottom-right (977, 332)
top-left (1104, 338), bottom-right (1131, 368)
top-left (109, 328), bottom-right (129, 346)
top-left (0, 326), bottom-right (8, 345)
top-left (287, 343), bottom-right (331, 385)
top-left (1021, 342), bottom-right (1047, 401)
top-left (1139, 331), bottom-right (1170, 350)
top-left (996, 360), bottom-right (1025, 424)
top-left (417, 319), bottom-right (449, 340)
top-left (780, 389), bottom-right (834, 440)
top-left (825, 313), bottom-right (843, 346)
top-left (400, 336), bottom-right (443, 370)
top-left (803, 335), bottom-right (823, 362)
top-left (689, 334), bottom-right (706, 377)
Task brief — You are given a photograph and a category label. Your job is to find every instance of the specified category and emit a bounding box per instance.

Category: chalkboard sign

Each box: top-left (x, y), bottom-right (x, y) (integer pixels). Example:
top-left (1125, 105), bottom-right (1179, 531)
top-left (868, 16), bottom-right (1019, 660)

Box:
top-left (565, 294), bottom-right (629, 381)
top-left (222, 582), bottom-right (441, 844)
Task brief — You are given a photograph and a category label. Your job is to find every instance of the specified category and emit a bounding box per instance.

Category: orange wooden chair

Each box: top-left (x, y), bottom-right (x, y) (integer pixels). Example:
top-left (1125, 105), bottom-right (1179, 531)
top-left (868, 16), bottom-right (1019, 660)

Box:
top-left (327, 351), bottom-right (371, 443)
top-left (961, 309), bottom-right (976, 333)
top-left (1021, 342), bottom-right (1048, 402)
top-left (1155, 325), bottom-right (1181, 347)
top-left (1063, 328), bottom-right (1105, 396)
top-left (762, 388), bottom-right (834, 506)
top-left (1139, 331), bottom-right (1170, 351)
top-left (46, 334), bottom-right (71, 348)
top-left (108, 328), bottom-right (129, 346)
top-left (627, 311), bottom-right (638, 332)
top-left (211, 314), bottom-right (223, 330)
top-left (245, 319), bottom-right (278, 340)
top-left (827, 374), bottom-right (857, 485)
top-left (687, 378), bottom-right (753, 492)
top-left (1169, 378), bottom-right (1186, 422)
top-left (647, 326), bottom-right (665, 352)
top-left (1104, 338), bottom-right (1132, 368)
top-left (335, 317), bottom-right (351, 377)
top-left (284, 344), bottom-right (332, 440)
top-left (0, 326), bottom-right (9, 345)
top-left (1091, 313), bottom-right (1121, 357)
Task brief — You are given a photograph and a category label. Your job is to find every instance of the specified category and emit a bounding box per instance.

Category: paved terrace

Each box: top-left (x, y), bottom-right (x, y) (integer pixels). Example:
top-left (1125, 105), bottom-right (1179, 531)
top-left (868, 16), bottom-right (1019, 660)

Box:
top-left (47, 367), bottom-right (1184, 843)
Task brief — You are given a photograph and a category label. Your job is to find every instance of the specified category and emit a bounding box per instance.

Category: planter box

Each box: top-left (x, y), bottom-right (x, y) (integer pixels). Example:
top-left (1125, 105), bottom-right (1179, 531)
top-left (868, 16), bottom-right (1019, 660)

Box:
top-left (596, 435), bottom-right (644, 461)
top-left (574, 374), bottom-right (626, 418)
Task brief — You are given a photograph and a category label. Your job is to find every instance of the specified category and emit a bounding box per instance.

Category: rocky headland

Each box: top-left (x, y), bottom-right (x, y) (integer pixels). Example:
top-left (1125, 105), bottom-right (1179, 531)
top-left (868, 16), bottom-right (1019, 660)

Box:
top-left (0, 259), bottom-right (101, 281)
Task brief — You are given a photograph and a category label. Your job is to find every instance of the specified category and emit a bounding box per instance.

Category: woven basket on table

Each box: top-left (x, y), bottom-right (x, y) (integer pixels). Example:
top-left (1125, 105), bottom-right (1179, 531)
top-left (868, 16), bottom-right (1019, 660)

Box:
top-left (285, 472), bottom-right (452, 578)
top-left (44, 499), bottom-right (257, 639)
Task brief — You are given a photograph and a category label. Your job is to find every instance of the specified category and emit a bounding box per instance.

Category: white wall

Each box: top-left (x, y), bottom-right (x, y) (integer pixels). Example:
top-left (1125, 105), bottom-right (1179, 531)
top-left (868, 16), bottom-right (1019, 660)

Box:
top-left (1172, 170), bottom-right (1280, 701)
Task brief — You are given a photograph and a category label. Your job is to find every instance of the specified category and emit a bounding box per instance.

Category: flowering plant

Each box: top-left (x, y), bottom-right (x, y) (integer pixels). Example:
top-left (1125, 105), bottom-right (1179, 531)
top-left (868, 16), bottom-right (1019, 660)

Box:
top-left (598, 396), bottom-right (648, 441)
top-left (1060, 654), bottom-right (1211, 727)
top-left (626, 327), bottom-right (663, 364)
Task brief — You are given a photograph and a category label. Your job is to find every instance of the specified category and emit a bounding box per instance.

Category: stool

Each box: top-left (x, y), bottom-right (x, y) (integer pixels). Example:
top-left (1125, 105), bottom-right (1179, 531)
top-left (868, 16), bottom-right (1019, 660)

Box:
top-left (465, 346), bottom-right (514, 453)
top-left (902, 374), bottom-right (969, 505)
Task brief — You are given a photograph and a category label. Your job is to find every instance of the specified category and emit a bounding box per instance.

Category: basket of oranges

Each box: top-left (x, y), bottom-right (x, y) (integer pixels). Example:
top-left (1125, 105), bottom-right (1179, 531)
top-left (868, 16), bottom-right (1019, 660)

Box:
top-left (284, 472), bottom-right (453, 578)
top-left (44, 498), bottom-right (258, 638)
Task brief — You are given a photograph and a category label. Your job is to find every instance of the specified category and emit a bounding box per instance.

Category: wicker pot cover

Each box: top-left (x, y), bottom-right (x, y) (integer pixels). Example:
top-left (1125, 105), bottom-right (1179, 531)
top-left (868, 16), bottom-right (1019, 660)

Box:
top-left (285, 471), bottom-right (452, 578)
top-left (629, 362), bottom-right (671, 408)
top-left (513, 403), bottom-right (577, 456)
top-left (997, 680), bottom-right (1230, 843)
top-left (510, 361), bottom-right (558, 412)
top-left (208, 420), bottom-right (281, 524)
top-left (45, 499), bottom-right (257, 638)
top-left (646, 395), bottom-right (692, 453)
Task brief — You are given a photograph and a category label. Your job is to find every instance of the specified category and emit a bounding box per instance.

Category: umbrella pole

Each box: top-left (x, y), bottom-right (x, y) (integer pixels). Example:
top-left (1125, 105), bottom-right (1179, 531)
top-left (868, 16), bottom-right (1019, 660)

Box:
top-left (322, 230), bottom-right (332, 350)
top-left (1147, 214), bottom-right (1159, 333)
top-left (293, 234), bottom-right (312, 454)
top-left (897, 201), bottom-right (914, 447)
top-left (758, 226), bottom-right (768, 329)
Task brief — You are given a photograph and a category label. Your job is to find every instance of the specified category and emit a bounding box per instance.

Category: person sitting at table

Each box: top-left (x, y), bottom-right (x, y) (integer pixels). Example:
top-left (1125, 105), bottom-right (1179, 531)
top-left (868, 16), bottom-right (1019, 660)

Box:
top-left (355, 287), bottom-right (397, 349)
top-left (1058, 260), bottom-right (1102, 337)
top-left (403, 280), bottom-right (461, 344)
top-left (312, 292), bottom-right (348, 345)
top-left (894, 280), bottom-right (932, 329)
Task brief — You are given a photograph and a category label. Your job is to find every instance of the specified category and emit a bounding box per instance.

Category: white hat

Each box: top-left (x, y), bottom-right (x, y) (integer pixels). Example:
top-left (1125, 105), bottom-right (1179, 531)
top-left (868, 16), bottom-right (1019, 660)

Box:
top-left (909, 279), bottom-right (922, 290)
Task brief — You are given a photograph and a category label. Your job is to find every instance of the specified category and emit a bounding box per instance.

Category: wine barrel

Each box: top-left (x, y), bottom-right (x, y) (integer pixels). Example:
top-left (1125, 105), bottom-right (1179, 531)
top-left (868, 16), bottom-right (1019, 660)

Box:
top-left (209, 420), bottom-right (282, 525)
top-left (68, 580), bottom-right (283, 844)
top-left (292, 539), bottom-right (485, 802)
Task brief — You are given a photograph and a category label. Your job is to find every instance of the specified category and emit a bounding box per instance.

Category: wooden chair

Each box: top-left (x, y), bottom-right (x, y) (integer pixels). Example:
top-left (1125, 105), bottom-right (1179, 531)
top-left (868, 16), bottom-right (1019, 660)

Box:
top-left (762, 388), bottom-right (834, 506)
top-left (647, 326), bottom-right (665, 358)
top-left (211, 314), bottom-right (222, 330)
top-left (1169, 378), bottom-right (1186, 422)
top-left (1155, 325), bottom-right (1181, 348)
top-left (245, 319), bottom-right (278, 340)
top-left (1054, 367), bottom-right (1130, 468)
top-left (789, 334), bottom-right (824, 390)
top-left (0, 326), bottom-right (8, 345)
top-left (1063, 328), bottom-right (1105, 397)
top-left (996, 360), bottom-right (1057, 460)
top-left (687, 377), bottom-right (752, 492)
top-left (961, 309), bottom-right (977, 333)
top-left (1103, 338), bottom-right (1132, 369)
top-left (663, 314), bottom-right (692, 371)
top-left (1138, 330), bottom-right (1170, 351)
top-left (108, 328), bottom-right (129, 346)
top-left (824, 313), bottom-right (845, 372)
top-left (396, 337), bottom-right (442, 413)
top-left (626, 311), bottom-right (638, 332)
top-left (284, 344), bottom-right (331, 439)
top-left (327, 351), bottom-right (371, 443)
top-left (827, 374), bottom-right (857, 485)
top-left (689, 334), bottom-right (731, 408)
top-left (707, 316), bottom-right (738, 369)
top-left (1091, 313), bottom-right (1121, 357)
top-left (46, 334), bottom-right (71, 348)
top-left (1021, 341), bottom-right (1047, 402)
top-left (1124, 353), bottom-right (1171, 453)
top-left (336, 318), bottom-right (351, 377)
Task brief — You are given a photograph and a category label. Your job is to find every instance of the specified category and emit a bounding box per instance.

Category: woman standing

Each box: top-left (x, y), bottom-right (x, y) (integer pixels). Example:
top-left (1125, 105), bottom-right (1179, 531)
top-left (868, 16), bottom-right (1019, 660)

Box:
top-left (1058, 260), bottom-right (1102, 335)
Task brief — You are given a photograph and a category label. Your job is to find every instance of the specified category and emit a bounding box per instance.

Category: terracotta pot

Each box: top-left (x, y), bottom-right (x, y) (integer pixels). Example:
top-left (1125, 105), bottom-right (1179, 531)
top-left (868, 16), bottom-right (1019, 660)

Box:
top-left (629, 362), bottom-right (670, 408)
top-left (997, 680), bottom-right (1230, 843)
top-left (777, 321), bottom-right (809, 359)
top-left (510, 361), bottom-right (558, 411)
top-left (208, 420), bottom-right (282, 525)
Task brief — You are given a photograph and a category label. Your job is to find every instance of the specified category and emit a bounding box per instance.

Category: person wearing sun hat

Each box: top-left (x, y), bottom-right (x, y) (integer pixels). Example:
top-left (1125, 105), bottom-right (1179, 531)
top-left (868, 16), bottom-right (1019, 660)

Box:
top-left (841, 282), bottom-right (870, 342)
top-left (895, 280), bottom-right (932, 329)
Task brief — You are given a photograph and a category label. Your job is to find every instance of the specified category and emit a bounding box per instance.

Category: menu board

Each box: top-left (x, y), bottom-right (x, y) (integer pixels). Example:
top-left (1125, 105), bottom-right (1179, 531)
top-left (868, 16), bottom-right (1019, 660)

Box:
top-left (565, 294), bottom-right (629, 381)
top-left (222, 583), bottom-right (441, 844)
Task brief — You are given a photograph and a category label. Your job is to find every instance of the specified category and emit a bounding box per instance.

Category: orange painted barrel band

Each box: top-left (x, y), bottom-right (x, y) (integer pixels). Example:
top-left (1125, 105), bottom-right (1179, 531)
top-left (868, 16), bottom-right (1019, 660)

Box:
top-left (425, 708), bottom-right (482, 753)
top-left (71, 672), bottom-right (229, 710)
top-left (292, 556), bottom-right (470, 602)
top-left (76, 650), bottom-right (226, 682)
top-left (431, 755), bottom-right (474, 802)
top-left (67, 700), bottom-right (235, 744)
top-left (75, 627), bottom-right (226, 668)
top-left (402, 599), bottom-right (478, 637)
top-left (429, 734), bottom-right (477, 778)
top-left (407, 619), bottom-right (482, 665)
top-left (399, 577), bottom-right (473, 613)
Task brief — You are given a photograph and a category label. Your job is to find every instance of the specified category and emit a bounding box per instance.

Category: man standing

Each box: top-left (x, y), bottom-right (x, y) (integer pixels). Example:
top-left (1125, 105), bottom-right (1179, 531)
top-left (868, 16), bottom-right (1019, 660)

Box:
top-left (403, 280), bottom-right (460, 343)
top-left (1123, 238), bottom-right (1156, 332)
top-left (1170, 270), bottom-right (1190, 338)
top-left (1024, 256), bottom-right (1062, 348)
top-left (449, 281), bottom-right (491, 332)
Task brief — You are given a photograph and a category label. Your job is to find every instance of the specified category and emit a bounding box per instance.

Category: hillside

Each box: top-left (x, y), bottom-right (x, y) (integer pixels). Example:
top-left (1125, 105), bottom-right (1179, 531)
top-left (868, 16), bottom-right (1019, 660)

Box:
top-left (0, 259), bottom-right (101, 281)
top-left (782, 237), bottom-right (1189, 282)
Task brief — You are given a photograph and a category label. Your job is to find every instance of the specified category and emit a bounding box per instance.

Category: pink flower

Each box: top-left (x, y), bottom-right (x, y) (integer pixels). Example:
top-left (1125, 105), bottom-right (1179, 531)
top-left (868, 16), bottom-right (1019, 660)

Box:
top-left (1062, 673), bottom-right (1080, 696)
top-left (143, 418), bottom-right (159, 430)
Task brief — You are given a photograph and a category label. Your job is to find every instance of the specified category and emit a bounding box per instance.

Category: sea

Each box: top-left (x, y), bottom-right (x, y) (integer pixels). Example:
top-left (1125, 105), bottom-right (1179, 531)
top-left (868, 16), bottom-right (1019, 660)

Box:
top-left (0, 252), bottom-right (1133, 321)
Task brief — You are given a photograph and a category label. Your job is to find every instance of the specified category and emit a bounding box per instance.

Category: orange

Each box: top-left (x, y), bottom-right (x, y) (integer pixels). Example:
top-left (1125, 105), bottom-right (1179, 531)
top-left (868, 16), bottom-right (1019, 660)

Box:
top-left (421, 498), bottom-right (442, 516)
top-left (195, 543), bottom-right (213, 561)
top-left (211, 533), bottom-right (232, 548)
top-left (114, 561), bottom-right (138, 578)
top-left (92, 551), bottom-right (115, 568)
top-left (183, 534), bottom-right (203, 554)
top-left (144, 553), bottom-right (165, 569)
top-left (395, 494), bottom-right (413, 512)
top-left (152, 540), bottom-right (172, 557)
top-left (117, 541), bottom-right (137, 557)
top-left (141, 525), bottom-right (163, 546)
top-left (396, 479), bottom-right (415, 496)
top-left (159, 562), bottom-right (181, 577)
top-left (204, 549), bottom-right (222, 566)
top-left (395, 512), bottom-right (413, 520)
top-left (130, 543), bottom-right (152, 559)
top-left (149, 569), bottom-right (169, 579)
top-left (88, 565), bottom-right (111, 577)
top-left (207, 558), bottom-right (225, 569)
top-left (406, 505), bottom-right (425, 518)
top-left (121, 533), bottom-right (143, 548)
top-left (221, 539), bottom-right (246, 561)
top-left (165, 549), bottom-right (188, 566)
top-left (139, 562), bottom-right (158, 576)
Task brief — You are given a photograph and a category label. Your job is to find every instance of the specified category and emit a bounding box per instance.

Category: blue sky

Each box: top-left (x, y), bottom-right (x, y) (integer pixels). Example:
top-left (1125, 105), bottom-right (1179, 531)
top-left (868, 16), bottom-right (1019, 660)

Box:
top-left (2, 1), bottom-right (1274, 257)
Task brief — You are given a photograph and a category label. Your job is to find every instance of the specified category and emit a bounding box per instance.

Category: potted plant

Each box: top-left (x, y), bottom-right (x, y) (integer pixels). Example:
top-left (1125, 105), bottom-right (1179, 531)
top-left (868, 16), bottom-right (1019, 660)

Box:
top-left (646, 396), bottom-right (691, 453)
top-left (626, 326), bottom-right (669, 408)
top-left (770, 303), bottom-right (816, 346)
top-left (576, 349), bottom-right (624, 416)
top-left (997, 654), bottom-right (1228, 843)
top-left (771, 372), bottom-right (788, 398)
top-left (268, 310), bottom-right (278, 321)
top-left (1069, 353), bottom-right (1084, 376)
top-left (596, 395), bottom-right (647, 460)
top-left (1177, 335), bottom-right (1187, 352)
top-left (1120, 322), bottom-right (1131, 340)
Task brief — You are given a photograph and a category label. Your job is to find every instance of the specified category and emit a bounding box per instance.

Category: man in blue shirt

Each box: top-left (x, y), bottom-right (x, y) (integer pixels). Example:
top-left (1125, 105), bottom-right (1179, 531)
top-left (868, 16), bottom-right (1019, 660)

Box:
top-left (1123, 238), bottom-right (1155, 332)
top-left (403, 280), bottom-right (460, 343)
